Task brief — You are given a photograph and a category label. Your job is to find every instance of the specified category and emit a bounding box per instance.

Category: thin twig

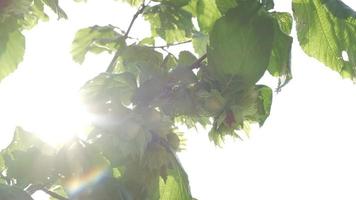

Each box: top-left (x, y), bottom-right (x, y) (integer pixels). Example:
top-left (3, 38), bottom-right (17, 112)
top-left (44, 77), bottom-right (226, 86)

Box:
top-left (146, 40), bottom-right (192, 49)
top-left (190, 53), bottom-right (207, 69)
top-left (124, 1), bottom-right (148, 38)
top-left (106, 0), bottom-right (149, 73)
top-left (41, 188), bottom-right (69, 200)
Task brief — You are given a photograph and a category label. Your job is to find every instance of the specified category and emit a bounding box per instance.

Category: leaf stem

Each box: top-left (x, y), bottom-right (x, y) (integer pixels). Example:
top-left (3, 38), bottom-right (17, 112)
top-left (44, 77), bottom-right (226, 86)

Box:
top-left (146, 40), bottom-right (192, 49)
top-left (106, 0), bottom-right (150, 73)
top-left (190, 53), bottom-right (207, 69)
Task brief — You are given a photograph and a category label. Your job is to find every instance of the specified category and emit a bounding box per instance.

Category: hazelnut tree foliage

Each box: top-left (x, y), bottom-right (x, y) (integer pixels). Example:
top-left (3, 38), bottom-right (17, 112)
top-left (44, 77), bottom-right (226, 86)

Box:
top-left (1, 0), bottom-right (356, 199)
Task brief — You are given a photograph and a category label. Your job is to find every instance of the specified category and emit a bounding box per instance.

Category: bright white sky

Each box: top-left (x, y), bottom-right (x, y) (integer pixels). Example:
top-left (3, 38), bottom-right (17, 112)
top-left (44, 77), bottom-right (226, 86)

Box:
top-left (1, 0), bottom-right (356, 200)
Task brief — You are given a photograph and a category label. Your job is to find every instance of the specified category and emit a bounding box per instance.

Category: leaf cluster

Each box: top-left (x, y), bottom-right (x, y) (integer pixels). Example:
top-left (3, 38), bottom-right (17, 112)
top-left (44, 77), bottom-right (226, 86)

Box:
top-left (1, 0), bottom-right (356, 199)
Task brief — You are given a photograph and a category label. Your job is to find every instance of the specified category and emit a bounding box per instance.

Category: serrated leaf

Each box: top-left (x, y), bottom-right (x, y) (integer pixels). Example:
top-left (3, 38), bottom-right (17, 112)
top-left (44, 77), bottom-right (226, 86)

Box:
top-left (144, 4), bottom-right (193, 43)
top-left (197, 0), bottom-right (221, 32)
top-left (293, 0), bottom-right (356, 79)
top-left (207, 2), bottom-right (274, 87)
top-left (0, 22), bottom-right (25, 81)
top-left (72, 25), bottom-right (122, 64)
top-left (268, 12), bottom-right (293, 91)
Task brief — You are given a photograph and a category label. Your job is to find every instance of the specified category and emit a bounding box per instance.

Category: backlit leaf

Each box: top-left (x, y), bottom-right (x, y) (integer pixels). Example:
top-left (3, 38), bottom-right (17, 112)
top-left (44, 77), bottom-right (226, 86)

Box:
top-left (268, 12), bottom-right (293, 91)
top-left (0, 21), bottom-right (25, 81)
top-left (196, 0), bottom-right (221, 32)
top-left (208, 2), bottom-right (274, 86)
top-left (144, 4), bottom-right (194, 43)
top-left (72, 25), bottom-right (122, 64)
top-left (293, 0), bottom-right (356, 79)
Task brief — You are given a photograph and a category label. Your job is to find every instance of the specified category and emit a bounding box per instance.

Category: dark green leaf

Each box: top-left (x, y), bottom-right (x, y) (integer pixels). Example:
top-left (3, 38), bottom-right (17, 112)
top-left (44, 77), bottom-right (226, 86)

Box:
top-left (261, 0), bottom-right (274, 10)
top-left (5, 148), bottom-right (55, 186)
top-left (215, 0), bottom-right (237, 14)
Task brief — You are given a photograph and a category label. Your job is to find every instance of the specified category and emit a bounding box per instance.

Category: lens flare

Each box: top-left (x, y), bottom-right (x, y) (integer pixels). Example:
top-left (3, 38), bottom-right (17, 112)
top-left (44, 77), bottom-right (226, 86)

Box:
top-left (66, 165), bottom-right (110, 197)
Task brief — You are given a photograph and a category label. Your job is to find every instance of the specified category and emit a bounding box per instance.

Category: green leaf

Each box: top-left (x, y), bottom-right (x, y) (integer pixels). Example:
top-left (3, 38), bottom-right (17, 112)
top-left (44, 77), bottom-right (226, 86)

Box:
top-left (0, 0), bottom-right (32, 22)
top-left (118, 0), bottom-right (142, 6)
top-left (81, 72), bottom-right (137, 106)
top-left (292, 0), bottom-right (356, 79)
top-left (192, 31), bottom-right (209, 56)
top-left (117, 45), bottom-right (164, 83)
top-left (42, 0), bottom-right (68, 19)
top-left (152, 0), bottom-right (190, 7)
top-left (207, 2), bottom-right (274, 86)
top-left (5, 148), bottom-right (55, 186)
top-left (255, 85), bottom-right (273, 126)
top-left (0, 156), bottom-right (4, 172)
top-left (261, 0), bottom-right (274, 10)
top-left (139, 37), bottom-right (155, 46)
top-left (177, 51), bottom-right (197, 68)
top-left (159, 148), bottom-right (192, 200)
top-left (71, 25), bottom-right (122, 64)
top-left (0, 184), bottom-right (33, 200)
top-left (2, 127), bottom-right (50, 153)
top-left (268, 12), bottom-right (293, 91)
top-left (215, 0), bottom-right (237, 14)
top-left (197, 0), bottom-right (221, 32)
top-left (132, 76), bottom-right (169, 106)
top-left (182, 0), bottom-right (198, 16)
top-left (144, 4), bottom-right (194, 43)
top-left (0, 22), bottom-right (25, 81)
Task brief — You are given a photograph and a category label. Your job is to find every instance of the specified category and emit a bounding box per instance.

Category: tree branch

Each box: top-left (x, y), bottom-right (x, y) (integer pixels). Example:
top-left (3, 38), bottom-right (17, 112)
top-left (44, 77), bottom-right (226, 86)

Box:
top-left (106, 0), bottom-right (149, 73)
top-left (146, 40), bottom-right (192, 49)
top-left (190, 53), bottom-right (207, 69)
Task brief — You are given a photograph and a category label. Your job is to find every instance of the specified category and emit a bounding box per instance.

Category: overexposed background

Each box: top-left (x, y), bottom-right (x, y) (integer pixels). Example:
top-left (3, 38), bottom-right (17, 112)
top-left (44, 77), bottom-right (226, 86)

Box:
top-left (1, 0), bottom-right (356, 199)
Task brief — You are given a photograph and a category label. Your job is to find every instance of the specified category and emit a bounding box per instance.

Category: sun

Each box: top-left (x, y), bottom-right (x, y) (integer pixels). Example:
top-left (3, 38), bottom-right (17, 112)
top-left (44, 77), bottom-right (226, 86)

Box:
top-left (0, 65), bottom-right (94, 148)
